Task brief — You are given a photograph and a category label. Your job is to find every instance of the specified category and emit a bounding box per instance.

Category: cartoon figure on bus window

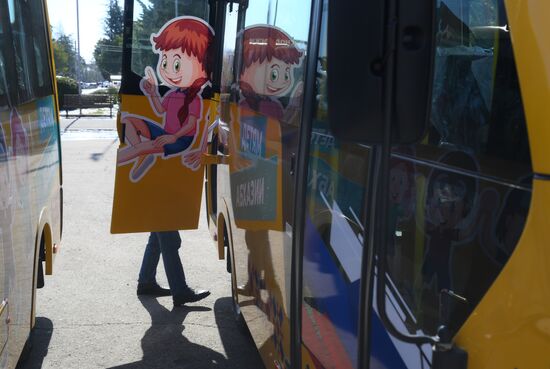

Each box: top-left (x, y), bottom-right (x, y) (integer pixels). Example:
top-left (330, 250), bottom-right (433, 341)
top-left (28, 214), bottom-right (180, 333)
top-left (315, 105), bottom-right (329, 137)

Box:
top-left (0, 120), bottom-right (15, 303)
top-left (10, 108), bottom-right (30, 208)
top-left (117, 16), bottom-right (215, 182)
top-left (237, 25), bottom-right (304, 121)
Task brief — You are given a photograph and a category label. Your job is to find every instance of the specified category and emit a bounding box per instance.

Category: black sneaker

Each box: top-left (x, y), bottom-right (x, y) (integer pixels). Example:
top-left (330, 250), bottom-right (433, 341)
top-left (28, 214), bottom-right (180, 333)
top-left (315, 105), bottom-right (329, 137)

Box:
top-left (137, 282), bottom-right (172, 297)
top-left (173, 288), bottom-right (210, 306)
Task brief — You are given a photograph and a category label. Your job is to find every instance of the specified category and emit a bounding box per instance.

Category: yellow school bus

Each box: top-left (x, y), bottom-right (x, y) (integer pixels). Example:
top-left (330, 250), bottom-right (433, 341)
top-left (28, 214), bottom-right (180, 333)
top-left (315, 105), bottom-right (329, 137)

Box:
top-left (114, 0), bottom-right (550, 368)
top-left (0, 0), bottom-right (62, 367)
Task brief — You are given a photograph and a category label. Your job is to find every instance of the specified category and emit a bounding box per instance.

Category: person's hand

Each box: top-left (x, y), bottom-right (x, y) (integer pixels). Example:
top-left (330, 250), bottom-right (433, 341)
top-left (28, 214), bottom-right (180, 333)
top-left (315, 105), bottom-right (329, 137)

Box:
top-left (140, 67), bottom-right (158, 96)
top-left (182, 149), bottom-right (203, 171)
top-left (153, 134), bottom-right (177, 147)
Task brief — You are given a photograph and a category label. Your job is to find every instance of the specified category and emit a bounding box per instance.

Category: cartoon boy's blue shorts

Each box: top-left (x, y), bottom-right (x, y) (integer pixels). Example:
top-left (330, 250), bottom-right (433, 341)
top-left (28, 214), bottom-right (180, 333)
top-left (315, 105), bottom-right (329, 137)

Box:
top-left (145, 121), bottom-right (194, 156)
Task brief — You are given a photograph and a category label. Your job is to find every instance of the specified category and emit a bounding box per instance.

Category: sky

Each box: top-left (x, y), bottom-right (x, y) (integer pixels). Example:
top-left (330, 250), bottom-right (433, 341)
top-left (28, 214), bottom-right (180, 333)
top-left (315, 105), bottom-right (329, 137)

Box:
top-left (47, 0), bottom-right (124, 63)
top-left (46, 0), bottom-right (310, 63)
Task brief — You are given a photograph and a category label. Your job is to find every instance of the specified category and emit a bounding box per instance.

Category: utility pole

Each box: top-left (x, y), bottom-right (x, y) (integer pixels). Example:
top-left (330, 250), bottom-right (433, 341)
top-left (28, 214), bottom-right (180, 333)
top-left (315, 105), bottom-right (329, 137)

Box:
top-left (76, 0), bottom-right (82, 93)
top-left (76, 0), bottom-right (82, 115)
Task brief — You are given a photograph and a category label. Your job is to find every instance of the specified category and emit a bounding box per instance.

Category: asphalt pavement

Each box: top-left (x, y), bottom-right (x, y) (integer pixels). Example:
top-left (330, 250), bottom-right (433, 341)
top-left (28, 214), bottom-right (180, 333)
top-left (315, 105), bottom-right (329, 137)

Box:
top-left (17, 117), bottom-right (264, 369)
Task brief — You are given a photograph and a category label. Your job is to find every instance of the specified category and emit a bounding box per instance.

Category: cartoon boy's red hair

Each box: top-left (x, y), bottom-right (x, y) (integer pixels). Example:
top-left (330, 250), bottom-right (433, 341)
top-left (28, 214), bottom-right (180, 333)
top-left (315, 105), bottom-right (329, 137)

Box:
top-left (240, 26), bottom-right (302, 74)
top-left (152, 18), bottom-right (213, 65)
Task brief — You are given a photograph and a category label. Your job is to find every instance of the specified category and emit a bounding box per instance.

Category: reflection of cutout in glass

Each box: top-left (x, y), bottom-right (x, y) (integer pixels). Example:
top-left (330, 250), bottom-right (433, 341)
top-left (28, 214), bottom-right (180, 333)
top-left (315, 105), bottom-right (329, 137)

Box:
top-left (238, 25), bottom-right (303, 120)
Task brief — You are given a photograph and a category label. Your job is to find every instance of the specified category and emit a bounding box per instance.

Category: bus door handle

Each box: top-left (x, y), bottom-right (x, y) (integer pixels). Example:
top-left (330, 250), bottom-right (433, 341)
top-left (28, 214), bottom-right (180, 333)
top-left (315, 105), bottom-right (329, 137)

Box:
top-left (203, 153), bottom-right (230, 165)
top-left (0, 299), bottom-right (7, 324)
top-left (290, 153), bottom-right (296, 176)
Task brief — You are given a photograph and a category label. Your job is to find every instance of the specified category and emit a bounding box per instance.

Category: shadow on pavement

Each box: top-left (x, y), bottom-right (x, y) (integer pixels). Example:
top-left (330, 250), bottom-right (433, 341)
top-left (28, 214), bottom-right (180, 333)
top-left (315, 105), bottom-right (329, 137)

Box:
top-left (90, 138), bottom-right (118, 161)
top-left (16, 317), bottom-right (54, 369)
top-left (213, 297), bottom-right (264, 368)
top-left (108, 296), bottom-right (263, 369)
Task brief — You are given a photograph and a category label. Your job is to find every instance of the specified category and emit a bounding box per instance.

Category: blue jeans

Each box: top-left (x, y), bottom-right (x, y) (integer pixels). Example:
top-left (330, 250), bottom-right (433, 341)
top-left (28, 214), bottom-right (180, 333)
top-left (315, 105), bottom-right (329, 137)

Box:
top-left (138, 231), bottom-right (188, 297)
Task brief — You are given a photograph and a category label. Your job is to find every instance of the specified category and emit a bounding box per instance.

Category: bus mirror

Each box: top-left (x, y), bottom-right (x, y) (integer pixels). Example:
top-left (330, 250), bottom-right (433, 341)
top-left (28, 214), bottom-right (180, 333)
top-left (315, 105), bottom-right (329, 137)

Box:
top-left (327, 0), bottom-right (434, 144)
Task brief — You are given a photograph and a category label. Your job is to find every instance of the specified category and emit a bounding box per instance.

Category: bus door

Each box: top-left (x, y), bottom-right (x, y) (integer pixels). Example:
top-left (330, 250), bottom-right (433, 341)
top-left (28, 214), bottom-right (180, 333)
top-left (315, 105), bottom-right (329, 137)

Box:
top-left (204, 0), bottom-right (241, 235)
top-left (297, 4), bottom-right (373, 367)
top-left (297, 0), bottom-right (533, 368)
top-left (111, 0), bottom-right (221, 233)
top-left (216, 0), bottom-right (313, 366)
top-left (369, 1), bottom-right (532, 368)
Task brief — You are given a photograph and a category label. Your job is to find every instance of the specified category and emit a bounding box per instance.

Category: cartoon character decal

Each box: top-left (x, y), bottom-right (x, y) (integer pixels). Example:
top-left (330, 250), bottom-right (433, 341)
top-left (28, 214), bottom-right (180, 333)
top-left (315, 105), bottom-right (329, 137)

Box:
top-left (117, 16), bottom-right (215, 182)
top-left (111, 16), bottom-right (218, 233)
top-left (237, 25), bottom-right (303, 120)
top-left (10, 108), bottom-right (30, 210)
top-left (227, 25), bottom-right (304, 230)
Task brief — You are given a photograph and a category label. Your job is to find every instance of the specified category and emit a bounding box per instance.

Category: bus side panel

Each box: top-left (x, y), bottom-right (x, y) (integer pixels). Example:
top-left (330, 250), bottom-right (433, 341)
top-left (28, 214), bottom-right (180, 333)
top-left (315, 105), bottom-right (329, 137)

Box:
top-left (215, 1), bottom-right (313, 368)
top-left (34, 96), bottom-right (62, 273)
top-left (454, 179), bottom-right (548, 367)
top-left (504, 0), bottom-right (550, 175)
top-left (0, 94), bottom-right (59, 368)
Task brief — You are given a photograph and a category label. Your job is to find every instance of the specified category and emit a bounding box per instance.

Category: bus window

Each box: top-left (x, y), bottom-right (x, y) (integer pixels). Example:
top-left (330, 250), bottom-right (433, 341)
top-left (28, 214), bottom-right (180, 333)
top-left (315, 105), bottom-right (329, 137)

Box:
top-left (300, 6), bottom-right (371, 369)
top-left (380, 0), bottom-right (533, 361)
top-left (28, 0), bottom-right (53, 96)
top-left (130, 0), bottom-right (210, 83)
top-left (7, 0), bottom-right (52, 103)
top-left (9, 0), bottom-right (35, 102)
top-left (0, 3), bottom-right (17, 108)
top-left (0, 54), bottom-right (7, 107)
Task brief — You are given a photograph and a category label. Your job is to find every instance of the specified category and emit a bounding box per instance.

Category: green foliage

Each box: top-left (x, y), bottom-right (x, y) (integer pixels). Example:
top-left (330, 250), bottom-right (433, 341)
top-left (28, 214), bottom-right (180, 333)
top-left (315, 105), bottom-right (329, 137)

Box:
top-left (104, 0), bottom-right (124, 42)
top-left (52, 33), bottom-right (85, 79)
top-left (131, 0), bottom-right (209, 75)
top-left (91, 87), bottom-right (120, 103)
top-left (56, 76), bottom-right (78, 108)
top-left (94, 36), bottom-right (123, 80)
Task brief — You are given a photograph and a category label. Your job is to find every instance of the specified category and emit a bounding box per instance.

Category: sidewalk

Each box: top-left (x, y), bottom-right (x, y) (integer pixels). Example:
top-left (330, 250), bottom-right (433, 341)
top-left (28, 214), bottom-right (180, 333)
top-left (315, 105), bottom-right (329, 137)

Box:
top-left (60, 116), bottom-right (116, 131)
top-left (60, 116), bottom-right (119, 140)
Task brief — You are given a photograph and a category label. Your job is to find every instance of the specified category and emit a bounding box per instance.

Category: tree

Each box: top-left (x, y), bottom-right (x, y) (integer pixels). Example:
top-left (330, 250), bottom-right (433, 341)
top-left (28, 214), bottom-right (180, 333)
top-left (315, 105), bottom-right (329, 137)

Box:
top-left (52, 32), bottom-right (85, 79)
top-left (94, 36), bottom-right (123, 80)
top-left (130, 0), bottom-right (208, 75)
top-left (104, 0), bottom-right (124, 42)
top-left (94, 0), bottom-right (124, 79)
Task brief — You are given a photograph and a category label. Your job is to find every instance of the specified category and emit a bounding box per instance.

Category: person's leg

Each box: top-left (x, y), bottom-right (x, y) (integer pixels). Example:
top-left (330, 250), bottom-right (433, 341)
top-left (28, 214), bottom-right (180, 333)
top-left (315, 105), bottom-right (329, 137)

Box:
top-left (137, 233), bottom-right (171, 296)
top-left (156, 230), bottom-right (210, 305)
top-left (156, 231), bottom-right (188, 296)
top-left (138, 232), bottom-right (161, 284)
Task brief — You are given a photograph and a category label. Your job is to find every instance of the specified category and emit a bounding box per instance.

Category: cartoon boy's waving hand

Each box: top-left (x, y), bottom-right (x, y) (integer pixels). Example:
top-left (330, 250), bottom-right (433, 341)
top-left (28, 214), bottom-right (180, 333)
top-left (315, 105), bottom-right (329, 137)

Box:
top-left (140, 67), bottom-right (159, 98)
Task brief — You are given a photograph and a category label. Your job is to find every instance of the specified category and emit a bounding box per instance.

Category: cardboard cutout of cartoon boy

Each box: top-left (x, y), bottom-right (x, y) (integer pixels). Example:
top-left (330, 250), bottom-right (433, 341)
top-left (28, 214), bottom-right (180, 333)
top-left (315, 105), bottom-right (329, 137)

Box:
top-left (111, 16), bottom-right (216, 233)
top-left (117, 17), bottom-right (215, 181)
